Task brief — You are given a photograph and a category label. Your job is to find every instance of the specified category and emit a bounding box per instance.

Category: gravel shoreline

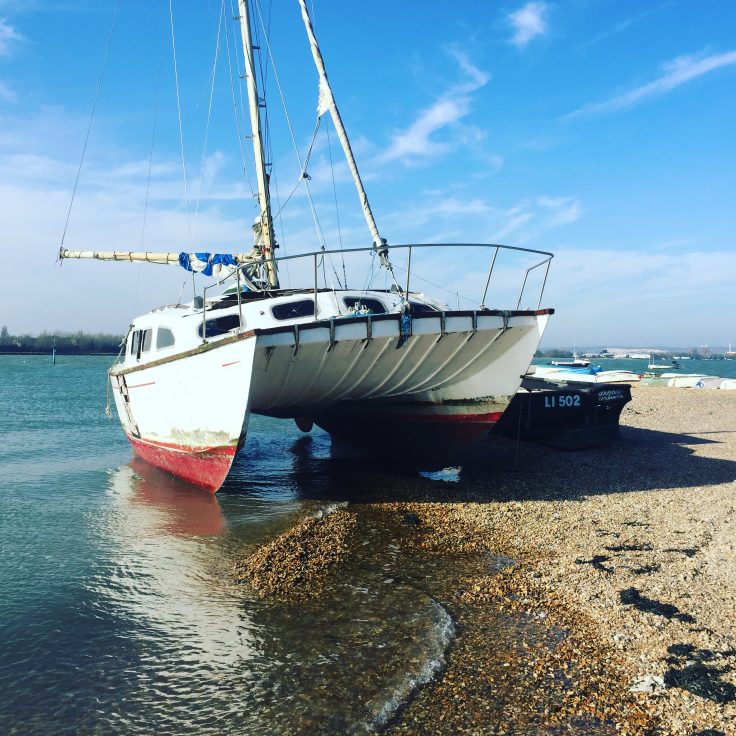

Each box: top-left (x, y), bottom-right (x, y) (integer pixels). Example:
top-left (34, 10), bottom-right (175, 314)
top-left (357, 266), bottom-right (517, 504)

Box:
top-left (236, 386), bottom-right (736, 734)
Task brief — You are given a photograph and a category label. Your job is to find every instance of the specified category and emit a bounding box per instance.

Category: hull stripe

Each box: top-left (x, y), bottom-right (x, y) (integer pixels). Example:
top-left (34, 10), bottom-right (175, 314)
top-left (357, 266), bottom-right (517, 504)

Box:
top-left (128, 436), bottom-right (237, 492)
top-left (376, 410), bottom-right (503, 424)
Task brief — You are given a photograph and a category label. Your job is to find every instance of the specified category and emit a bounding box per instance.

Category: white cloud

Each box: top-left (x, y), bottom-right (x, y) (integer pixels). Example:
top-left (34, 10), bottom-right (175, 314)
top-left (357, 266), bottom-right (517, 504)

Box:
top-left (541, 245), bottom-right (736, 346)
top-left (490, 196), bottom-right (582, 243)
top-left (379, 189), bottom-right (581, 249)
top-left (565, 50), bottom-right (736, 119)
top-left (577, 6), bottom-right (662, 51)
top-left (0, 18), bottom-right (22, 56)
top-left (508, 2), bottom-right (548, 48)
top-left (379, 49), bottom-right (490, 165)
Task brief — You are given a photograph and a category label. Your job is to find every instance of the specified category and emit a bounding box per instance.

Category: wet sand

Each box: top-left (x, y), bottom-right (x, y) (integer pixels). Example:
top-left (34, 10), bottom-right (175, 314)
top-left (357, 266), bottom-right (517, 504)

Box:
top-left (237, 386), bottom-right (736, 735)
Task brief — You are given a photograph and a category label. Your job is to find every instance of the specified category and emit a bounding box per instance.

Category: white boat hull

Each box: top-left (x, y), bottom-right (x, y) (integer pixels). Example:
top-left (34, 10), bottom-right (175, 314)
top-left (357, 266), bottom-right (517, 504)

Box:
top-left (111, 309), bottom-right (551, 489)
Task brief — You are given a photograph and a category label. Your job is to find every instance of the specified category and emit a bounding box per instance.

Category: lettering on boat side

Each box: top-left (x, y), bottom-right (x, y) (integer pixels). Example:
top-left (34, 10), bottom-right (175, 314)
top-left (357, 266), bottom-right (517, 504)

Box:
top-left (543, 394), bottom-right (581, 409)
top-left (597, 389), bottom-right (625, 401)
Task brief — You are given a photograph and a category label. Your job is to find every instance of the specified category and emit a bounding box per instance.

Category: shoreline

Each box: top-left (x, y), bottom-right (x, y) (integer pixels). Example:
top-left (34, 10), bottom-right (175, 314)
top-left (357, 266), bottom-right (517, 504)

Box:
top-left (235, 386), bottom-right (736, 734)
top-left (0, 351), bottom-right (120, 356)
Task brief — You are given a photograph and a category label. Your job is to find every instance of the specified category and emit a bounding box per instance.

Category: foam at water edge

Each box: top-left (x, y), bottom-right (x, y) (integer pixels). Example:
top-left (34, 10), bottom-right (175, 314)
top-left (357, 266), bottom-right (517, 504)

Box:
top-left (418, 466), bottom-right (462, 483)
top-left (313, 501), bottom-right (349, 519)
top-left (364, 598), bottom-right (456, 733)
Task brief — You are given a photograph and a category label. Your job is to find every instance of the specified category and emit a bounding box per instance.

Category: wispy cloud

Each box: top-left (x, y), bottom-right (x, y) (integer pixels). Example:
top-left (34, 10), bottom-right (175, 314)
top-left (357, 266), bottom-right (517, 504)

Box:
top-left (0, 18), bottom-right (22, 56)
top-left (491, 195), bottom-right (581, 242)
top-left (379, 49), bottom-right (490, 165)
top-left (564, 50), bottom-right (736, 120)
top-left (577, 5), bottom-right (663, 51)
top-left (379, 188), bottom-right (581, 249)
top-left (508, 2), bottom-right (548, 48)
top-left (543, 244), bottom-right (736, 346)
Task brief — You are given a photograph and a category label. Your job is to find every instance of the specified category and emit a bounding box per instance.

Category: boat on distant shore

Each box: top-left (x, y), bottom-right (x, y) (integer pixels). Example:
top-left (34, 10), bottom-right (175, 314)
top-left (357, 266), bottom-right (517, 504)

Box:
top-left (549, 349), bottom-right (590, 368)
top-left (647, 354), bottom-right (680, 371)
top-left (529, 365), bottom-right (640, 384)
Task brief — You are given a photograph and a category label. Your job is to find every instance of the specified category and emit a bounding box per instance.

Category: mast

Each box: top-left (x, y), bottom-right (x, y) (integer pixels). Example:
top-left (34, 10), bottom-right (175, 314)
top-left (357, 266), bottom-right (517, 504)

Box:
top-left (296, 0), bottom-right (390, 269)
top-left (237, 0), bottom-right (279, 288)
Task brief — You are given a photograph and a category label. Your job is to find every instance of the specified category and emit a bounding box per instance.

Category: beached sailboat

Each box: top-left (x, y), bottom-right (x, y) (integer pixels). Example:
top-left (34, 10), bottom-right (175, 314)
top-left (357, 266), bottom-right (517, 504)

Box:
top-left (59, 1), bottom-right (554, 491)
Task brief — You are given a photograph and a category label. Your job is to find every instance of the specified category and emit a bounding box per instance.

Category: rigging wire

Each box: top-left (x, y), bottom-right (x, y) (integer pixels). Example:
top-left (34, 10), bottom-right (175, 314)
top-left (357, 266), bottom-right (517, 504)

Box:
top-left (269, 167), bottom-right (291, 286)
top-left (252, 0), bottom-right (272, 180)
top-left (59, 0), bottom-right (121, 251)
top-left (271, 118), bottom-right (319, 220)
top-left (389, 263), bottom-right (476, 307)
top-left (252, 0), bottom-right (329, 248)
top-left (325, 119), bottom-right (347, 288)
top-left (192, 0), bottom-right (226, 241)
top-left (135, 42), bottom-right (165, 314)
top-left (231, 0), bottom-right (253, 190)
top-left (169, 0), bottom-right (193, 249)
top-left (140, 58), bottom-right (163, 251)
top-left (223, 1), bottom-right (256, 199)
top-left (251, 0), bottom-right (346, 290)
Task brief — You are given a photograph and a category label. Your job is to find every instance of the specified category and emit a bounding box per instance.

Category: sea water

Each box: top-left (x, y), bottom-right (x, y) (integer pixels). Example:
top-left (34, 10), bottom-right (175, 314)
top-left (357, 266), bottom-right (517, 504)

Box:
top-left (534, 356), bottom-right (736, 378)
top-left (2, 354), bottom-right (681, 734)
top-left (0, 355), bottom-right (455, 734)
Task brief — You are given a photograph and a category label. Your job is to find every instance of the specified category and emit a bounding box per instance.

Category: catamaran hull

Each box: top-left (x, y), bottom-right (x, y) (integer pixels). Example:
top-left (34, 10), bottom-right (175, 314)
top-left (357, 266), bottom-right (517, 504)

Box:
top-left (110, 336), bottom-right (258, 491)
top-left (312, 400), bottom-right (506, 464)
top-left (110, 309), bottom-right (551, 491)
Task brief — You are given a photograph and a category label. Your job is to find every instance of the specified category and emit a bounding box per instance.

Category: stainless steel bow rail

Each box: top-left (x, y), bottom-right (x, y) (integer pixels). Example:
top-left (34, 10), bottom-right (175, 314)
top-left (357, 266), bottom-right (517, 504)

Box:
top-left (198, 242), bottom-right (553, 340)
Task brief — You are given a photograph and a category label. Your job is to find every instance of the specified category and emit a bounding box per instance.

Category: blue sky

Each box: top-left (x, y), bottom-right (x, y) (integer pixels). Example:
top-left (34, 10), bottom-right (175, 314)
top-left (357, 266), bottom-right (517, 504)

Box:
top-left (1, 0), bottom-right (734, 348)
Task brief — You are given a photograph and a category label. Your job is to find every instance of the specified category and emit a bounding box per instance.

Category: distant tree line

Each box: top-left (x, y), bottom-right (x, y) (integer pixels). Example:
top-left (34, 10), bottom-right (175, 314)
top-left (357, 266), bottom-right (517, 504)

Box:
top-left (0, 326), bottom-right (124, 354)
top-left (534, 348), bottom-right (575, 358)
top-left (534, 347), bottom-right (731, 360)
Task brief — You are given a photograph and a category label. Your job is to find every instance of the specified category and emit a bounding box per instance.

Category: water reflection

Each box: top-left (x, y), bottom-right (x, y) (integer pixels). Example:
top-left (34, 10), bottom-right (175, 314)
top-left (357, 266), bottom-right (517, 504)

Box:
top-left (94, 457), bottom-right (456, 735)
top-left (126, 458), bottom-right (227, 537)
top-left (92, 463), bottom-right (267, 734)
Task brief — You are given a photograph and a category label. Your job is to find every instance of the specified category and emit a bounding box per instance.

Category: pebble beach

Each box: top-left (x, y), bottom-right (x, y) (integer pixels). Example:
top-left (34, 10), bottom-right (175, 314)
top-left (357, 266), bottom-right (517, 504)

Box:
top-left (235, 386), bottom-right (736, 735)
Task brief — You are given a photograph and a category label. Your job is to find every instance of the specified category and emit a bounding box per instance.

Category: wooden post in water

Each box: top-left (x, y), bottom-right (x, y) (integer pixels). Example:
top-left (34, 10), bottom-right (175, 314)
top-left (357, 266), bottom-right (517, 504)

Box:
top-left (52, 342), bottom-right (56, 364)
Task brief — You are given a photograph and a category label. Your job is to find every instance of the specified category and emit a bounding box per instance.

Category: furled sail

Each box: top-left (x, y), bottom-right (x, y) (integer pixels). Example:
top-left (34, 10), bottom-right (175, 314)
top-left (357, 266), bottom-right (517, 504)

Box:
top-left (58, 248), bottom-right (261, 273)
top-left (178, 253), bottom-right (237, 278)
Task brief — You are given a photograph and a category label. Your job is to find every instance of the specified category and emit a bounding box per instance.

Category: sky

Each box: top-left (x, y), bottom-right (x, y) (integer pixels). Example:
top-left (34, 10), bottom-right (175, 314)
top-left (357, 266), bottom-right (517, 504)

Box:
top-left (0, 0), bottom-right (734, 348)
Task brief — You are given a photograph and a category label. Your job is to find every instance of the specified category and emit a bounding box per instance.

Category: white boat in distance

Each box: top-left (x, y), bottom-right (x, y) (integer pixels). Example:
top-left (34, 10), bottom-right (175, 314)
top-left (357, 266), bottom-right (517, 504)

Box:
top-left (529, 366), bottom-right (641, 384)
top-left (59, 1), bottom-right (554, 491)
top-left (647, 354), bottom-right (680, 371)
top-left (549, 351), bottom-right (590, 368)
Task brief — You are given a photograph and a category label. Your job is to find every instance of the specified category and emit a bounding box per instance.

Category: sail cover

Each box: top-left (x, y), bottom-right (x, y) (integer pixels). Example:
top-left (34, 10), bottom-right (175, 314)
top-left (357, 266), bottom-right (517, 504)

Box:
top-left (317, 79), bottom-right (331, 117)
top-left (178, 252), bottom-right (237, 278)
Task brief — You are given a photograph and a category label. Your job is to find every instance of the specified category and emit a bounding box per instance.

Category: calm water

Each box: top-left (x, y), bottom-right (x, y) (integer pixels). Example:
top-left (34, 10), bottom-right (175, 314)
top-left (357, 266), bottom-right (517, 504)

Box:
top-left (534, 356), bottom-right (736, 378)
top-left (5, 352), bottom-right (717, 733)
top-left (0, 355), bottom-right (455, 734)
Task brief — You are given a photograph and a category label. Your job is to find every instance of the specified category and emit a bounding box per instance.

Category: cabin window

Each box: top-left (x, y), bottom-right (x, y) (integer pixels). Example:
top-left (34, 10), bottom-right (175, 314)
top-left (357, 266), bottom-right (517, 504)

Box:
top-left (198, 314), bottom-right (241, 338)
top-left (342, 296), bottom-right (386, 315)
top-left (129, 328), bottom-right (152, 359)
top-left (271, 299), bottom-right (315, 320)
top-left (408, 300), bottom-right (439, 313)
top-left (156, 327), bottom-right (175, 349)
